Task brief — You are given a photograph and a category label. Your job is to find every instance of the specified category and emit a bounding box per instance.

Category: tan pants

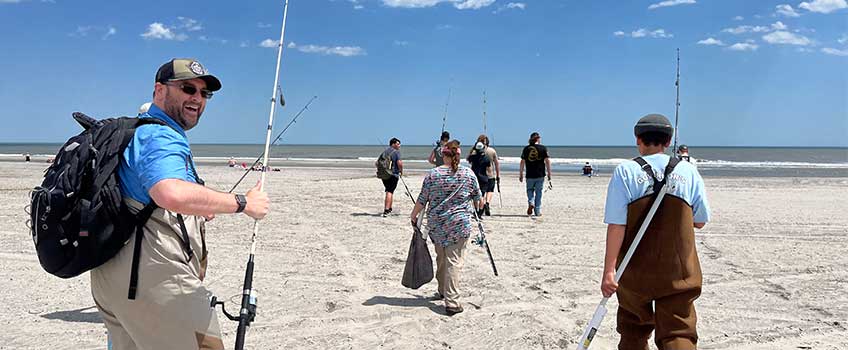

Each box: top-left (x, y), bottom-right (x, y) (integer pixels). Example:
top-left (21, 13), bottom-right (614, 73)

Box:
top-left (91, 200), bottom-right (224, 350)
top-left (434, 238), bottom-right (468, 308)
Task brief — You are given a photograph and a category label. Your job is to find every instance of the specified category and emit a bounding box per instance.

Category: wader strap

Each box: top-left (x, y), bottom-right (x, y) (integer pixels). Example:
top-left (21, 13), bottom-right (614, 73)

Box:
top-left (633, 156), bottom-right (681, 193)
top-left (127, 202), bottom-right (158, 300)
top-left (176, 214), bottom-right (195, 263)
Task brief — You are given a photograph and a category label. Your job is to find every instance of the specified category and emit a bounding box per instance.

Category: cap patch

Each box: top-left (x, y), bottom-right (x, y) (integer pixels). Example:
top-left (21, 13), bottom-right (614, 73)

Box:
top-left (189, 61), bottom-right (207, 75)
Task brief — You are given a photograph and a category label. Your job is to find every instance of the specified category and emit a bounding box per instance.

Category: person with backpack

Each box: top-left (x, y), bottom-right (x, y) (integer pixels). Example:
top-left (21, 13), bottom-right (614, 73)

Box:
top-left (427, 131), bottom-right (450, 167)
top-left (376, 138), bottom-right (403, 217)
top-left (88, 58), bottom-right (270, 349)
top-left (519, 132), bottom-right (551, 217)
top-left (600, 114), bottom-right (711, 350)
top-left (410, 140), bottom-right (481, 316)
top-left (466, 137), bottom-right (491, 217)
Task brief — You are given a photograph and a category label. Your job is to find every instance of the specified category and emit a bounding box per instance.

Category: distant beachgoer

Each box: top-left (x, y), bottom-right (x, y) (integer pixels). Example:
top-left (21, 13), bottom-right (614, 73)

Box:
top-left (428, 131), bottom-right (450, 167)
top-left (378, 138), bottom-right (403, 217)
top-left (241, 162), bottom-right (247, 169)
top-left (600, 113), bottom-right (711, 350)
top-left (138, 102), bottom-right (152, 116)
top-left (91, 58), bottom-right (269, 350)
top-left (582, 162), bottom-right (594, 177)
top-left (481, 135), bottom-right (499, 216)
top-left (227, 157), bottom-right (236, 167)
top-left (25, 153), bottom-right (31, 162)
top-left (519, 132), bottom-right (551, 216)
top-left (467, 141), bottom-right (491, 217)
top-left (677, 144), bottom-right (696, 164)
top-left (410, 140), bottom-right (481, 316)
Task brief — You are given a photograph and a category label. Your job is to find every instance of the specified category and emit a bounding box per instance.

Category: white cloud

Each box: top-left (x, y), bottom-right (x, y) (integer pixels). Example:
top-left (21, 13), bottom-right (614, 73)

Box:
top-left (393, 40), bottom-right (409, 46)
top-left (102, 26), bottom-right (116, 40)
top-left (257, 22), bottom-right (273, 28)
top-left (240, 41), bottom-right (249, 48)
top-left (453, 0), bottom-right (495, 9)
top-left (507, 2), bottom-right (525, 9)
top-left (775, 4), bottom-right (800, 17)
top-left (382, 0), bottom-right (495, 9)
top-left (763, 31), bottom-right (813, 45)
top-left (141, 22), bottom-right (187, 41)
top-left (799, 0), bottom-right (847, 13)
top-left (733, 15), bottom-right (744, 20)
top-left (0, 0), bottom-right (24, 3)
top-left (287, 42), bottom-right (367, 56)
top-left (697, 37), bottom-right (725, 46)
top-left (260, 39), bottom-right (281, 48)
top-left (728, 42), bottom-right (759, 51)
top-left (354, 4), bottom-right (364, 9)
top-left (615, 28), bottom-right (673, 38)
top-left (436, 24), bottom-right (453, 30)
top-left (838, 34), bottom-right (848, 44)
top-left (177, 16), bottom-right (202, 31)
top-left (648, 0), bottom-right (696, 10)
top-left (722, 22), bottom-right (787, 35)
top-left (821, 47), bottom-right (848, 56)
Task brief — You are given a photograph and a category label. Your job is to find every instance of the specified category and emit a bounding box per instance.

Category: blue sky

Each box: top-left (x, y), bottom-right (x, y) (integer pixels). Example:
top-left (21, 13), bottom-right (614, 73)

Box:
top-left (0, 0), bottom-right (846, 146)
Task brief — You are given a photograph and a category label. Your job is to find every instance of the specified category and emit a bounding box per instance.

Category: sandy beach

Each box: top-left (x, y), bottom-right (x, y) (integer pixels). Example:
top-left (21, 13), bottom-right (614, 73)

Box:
top-left (1, 162), bottom-right (846, 350)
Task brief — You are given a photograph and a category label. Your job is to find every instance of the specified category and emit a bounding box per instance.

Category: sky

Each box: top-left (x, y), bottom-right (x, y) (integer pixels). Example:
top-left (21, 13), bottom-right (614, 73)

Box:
top-left (0, 0), bottom-right (846, 147)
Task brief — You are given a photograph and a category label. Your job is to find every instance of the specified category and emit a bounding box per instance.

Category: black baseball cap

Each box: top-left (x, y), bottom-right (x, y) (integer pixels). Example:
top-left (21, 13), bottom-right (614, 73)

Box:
top-left (634, 114), bottom-right (673, 137)
top-left (155, 58), bottom-right (222, 91)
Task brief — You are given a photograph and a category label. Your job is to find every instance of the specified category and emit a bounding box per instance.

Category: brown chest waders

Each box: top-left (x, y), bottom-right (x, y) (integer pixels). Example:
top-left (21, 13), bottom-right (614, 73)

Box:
top-left (577, 157), bottom-right (687, 350)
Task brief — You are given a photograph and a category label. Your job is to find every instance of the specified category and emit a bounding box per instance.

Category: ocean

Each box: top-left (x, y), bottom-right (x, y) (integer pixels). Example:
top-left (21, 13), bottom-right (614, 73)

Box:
top-left (2, 143), bottom-right (846, 178)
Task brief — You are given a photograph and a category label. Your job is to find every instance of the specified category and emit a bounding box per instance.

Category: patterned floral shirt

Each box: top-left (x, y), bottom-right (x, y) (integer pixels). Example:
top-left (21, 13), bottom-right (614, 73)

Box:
top-left (417, 165), bottom-right (482, 247)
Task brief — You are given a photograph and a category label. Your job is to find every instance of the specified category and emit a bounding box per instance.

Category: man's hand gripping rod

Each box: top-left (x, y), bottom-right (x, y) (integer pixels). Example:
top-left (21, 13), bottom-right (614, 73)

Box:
top-left (575, 183), bottom-right (669, 350)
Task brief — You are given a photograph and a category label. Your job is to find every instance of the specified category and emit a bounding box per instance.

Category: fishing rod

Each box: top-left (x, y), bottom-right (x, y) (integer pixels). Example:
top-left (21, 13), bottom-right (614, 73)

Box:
top-left (575, 183), bottom-right (670, 350)
top-left (210, 2), bottom-right (290, 349)
top-left (672, 48), bottom-right (681, 157)
top-left (228, 95), bottom-right (318, 193)
top-left (482, 91), bottom-right (503, 208)
top-left (470, 200), bottom-right (498, 276)
top-left (482, 90), bottom-right (487, 135)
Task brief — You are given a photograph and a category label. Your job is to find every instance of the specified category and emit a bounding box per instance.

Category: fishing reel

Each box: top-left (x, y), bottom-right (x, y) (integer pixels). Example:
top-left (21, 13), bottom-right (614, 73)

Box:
top-left (211, 293), bottom-right (257, 324)
top-left (472, 233), bottom-right (486, 247)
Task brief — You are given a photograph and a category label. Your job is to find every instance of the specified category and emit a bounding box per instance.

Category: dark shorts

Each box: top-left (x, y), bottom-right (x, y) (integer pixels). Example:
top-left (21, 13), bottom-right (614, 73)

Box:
top-left (382, 176), bottom-right (399, 193)
top-left (476, 176), bottom-right (495, 194)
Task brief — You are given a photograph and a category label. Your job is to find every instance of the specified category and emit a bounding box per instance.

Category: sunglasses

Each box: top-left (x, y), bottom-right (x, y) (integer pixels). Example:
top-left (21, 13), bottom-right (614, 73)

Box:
top-left (166, 82), bottom-right (214, 99)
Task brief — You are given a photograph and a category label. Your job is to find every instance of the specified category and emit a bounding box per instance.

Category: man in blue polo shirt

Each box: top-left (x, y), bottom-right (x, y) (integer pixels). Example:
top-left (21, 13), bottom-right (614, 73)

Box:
top-left (90, 58), bottom-right (270, 350)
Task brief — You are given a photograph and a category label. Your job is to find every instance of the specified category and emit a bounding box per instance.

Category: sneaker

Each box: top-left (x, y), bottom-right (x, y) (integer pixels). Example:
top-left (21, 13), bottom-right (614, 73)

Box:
top-left (431, 293), bottom-right (444, 301)
top-left (527, 204), bottom-right (534, 216)
top-left (477, 208), bottom-right (485, 218)
top-left (382, 208), bottom-right (391, 217)
top-left (484, 203), bottom-right (491, 216)
top-left (445, 305), bottom-right (464, 316)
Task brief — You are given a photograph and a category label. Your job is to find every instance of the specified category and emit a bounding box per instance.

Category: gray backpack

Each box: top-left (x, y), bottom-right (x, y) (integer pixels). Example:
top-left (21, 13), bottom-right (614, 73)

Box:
top-left (375, 150), bottom-right (394, 180)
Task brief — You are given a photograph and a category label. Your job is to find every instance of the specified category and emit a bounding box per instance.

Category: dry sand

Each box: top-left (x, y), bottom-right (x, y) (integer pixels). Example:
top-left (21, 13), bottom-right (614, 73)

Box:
top-left (1, 162), bottom-right (846, 350)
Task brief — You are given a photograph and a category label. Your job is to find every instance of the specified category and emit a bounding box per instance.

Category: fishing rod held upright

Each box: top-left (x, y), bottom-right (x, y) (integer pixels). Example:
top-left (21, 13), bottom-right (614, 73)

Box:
top-left (211, 2), bottom-right (291, 349)
top-left (228, 95), bottom-right (318, 193)
top-left (672, 48), bottom-right (681, 157)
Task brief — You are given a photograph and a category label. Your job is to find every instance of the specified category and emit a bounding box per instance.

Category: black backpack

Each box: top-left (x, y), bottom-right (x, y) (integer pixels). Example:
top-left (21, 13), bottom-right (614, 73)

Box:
top-left (28, 112), bottom-right (165, 281)
top-left (469, 151), bottom-right (491, 181)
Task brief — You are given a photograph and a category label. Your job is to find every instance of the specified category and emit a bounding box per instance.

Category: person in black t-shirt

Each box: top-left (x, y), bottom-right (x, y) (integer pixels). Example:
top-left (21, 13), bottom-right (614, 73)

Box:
top-left (519, 132), bottom-right (551, 216)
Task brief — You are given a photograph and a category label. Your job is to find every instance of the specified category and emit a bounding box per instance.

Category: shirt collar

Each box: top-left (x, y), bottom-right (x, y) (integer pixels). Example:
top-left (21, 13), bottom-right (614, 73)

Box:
top-left (141, 104), bottom-right (187, 137)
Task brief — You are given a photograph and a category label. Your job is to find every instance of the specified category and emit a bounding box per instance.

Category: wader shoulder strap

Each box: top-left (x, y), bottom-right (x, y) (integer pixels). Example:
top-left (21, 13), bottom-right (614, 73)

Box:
top-left (128, 201), bottom-right (158, 300)
top-left (633, 156), bottom-right (681, 194)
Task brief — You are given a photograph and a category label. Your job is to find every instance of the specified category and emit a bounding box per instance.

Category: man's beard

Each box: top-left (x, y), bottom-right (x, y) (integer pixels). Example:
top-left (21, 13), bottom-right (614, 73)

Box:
top-left (163, 89), bottom-right (202, 130)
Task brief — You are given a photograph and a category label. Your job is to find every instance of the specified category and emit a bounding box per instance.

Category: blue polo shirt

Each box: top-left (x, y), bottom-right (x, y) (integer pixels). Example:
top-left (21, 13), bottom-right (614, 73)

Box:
top-left (603, 153), bottom-right (711, 225)
top-left (118, 104), bottom-right (199, 205)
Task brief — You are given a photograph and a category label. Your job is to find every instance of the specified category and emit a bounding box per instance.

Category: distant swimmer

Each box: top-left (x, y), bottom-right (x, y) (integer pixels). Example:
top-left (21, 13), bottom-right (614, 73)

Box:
top-left (428, 131), bottom-right (450, 167)
top-left (138, 102), bottom-right (152, 116)
top-left (582, 162), bottom-right (594, 177)
top-left (677, 144), bottom-right (696, 164)
top-left (25, 153), bottom-right (31, 162)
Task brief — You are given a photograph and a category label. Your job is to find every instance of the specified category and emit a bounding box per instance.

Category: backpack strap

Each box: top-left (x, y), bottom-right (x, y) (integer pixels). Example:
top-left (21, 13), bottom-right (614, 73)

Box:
top-left (127, 201), bottom-right (159, 300)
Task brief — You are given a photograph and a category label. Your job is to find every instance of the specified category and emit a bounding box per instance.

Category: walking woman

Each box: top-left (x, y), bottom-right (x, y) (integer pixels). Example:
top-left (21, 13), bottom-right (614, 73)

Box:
top-left (410, 140), bottom-right (482, 316)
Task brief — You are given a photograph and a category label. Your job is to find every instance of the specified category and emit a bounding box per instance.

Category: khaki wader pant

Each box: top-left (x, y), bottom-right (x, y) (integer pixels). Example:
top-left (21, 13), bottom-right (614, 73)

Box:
top-left (91, 199), bottom-right (224, 350)
top-left (434, 238), bottom-right (468, 309)
top-left (617, 196), bottom-right (702, 350)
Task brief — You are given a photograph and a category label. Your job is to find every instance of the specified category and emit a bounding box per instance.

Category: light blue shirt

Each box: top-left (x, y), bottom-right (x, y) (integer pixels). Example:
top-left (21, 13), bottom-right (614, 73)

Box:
top-left (603, 153), bottom-right (710, 225)
top-left (118, 104), bottom-right (199, 205)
